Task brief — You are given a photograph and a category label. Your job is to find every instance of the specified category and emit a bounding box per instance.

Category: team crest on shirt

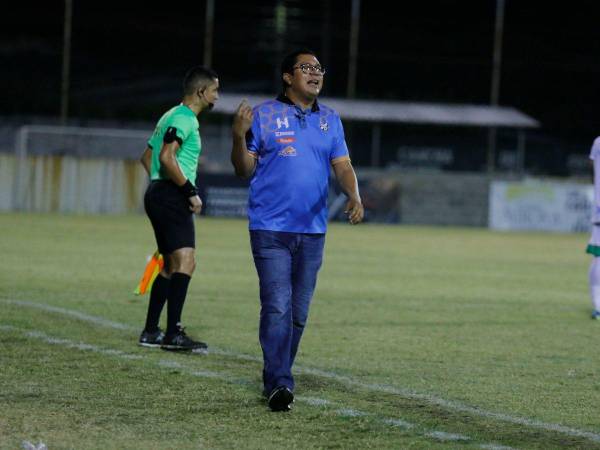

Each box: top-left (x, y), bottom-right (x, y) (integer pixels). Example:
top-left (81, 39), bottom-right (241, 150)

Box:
top-left (320, 117), bottom-right (329, 131)
top-left (278, 146), bottom-right (297, 157)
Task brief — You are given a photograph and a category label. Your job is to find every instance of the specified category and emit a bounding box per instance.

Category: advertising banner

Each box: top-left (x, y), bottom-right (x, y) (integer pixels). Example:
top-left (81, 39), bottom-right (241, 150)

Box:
top-left (489, 180), bottom-right (592, 233)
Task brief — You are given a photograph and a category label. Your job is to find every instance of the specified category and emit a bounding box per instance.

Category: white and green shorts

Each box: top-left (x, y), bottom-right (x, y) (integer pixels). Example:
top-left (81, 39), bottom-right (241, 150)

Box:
top-left (587, 225), bottom-right (600, 257)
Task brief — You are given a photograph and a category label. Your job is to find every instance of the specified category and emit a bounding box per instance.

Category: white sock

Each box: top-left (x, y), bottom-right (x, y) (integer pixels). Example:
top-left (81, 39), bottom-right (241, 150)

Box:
top-left (589, 258), bottom-right (600, 311)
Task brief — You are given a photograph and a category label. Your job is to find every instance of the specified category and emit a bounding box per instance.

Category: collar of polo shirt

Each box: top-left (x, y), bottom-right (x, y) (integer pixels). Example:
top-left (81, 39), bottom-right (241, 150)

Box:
top-left (276, 93), bottom-right (320, 113)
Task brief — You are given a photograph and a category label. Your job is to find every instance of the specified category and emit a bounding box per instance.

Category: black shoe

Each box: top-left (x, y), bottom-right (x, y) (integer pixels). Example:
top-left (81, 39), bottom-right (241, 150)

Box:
top-left (268, 386), bottom-right (294, 412)
top-left (161, 327), bottom-right (208, 353)
top-left (138, 328), bottom-right (164, 348)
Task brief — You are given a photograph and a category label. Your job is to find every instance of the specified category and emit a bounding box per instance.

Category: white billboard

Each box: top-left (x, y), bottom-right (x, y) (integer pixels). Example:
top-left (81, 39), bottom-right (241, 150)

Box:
top-left (489, 180), bottom-right (593, 233)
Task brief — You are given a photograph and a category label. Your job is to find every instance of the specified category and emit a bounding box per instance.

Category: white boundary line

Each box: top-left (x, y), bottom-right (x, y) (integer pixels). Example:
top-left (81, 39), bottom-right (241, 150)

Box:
top-left (1, 323), bottom-right (515, 450)
top-left (5, 299), bottom-right (600, 445)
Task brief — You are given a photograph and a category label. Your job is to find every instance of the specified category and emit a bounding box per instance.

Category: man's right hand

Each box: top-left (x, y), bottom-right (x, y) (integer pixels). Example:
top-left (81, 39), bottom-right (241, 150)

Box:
top-left (188, 195), bottom-right (203, 214)
top-left (232, 99), bottom-right (253, 137)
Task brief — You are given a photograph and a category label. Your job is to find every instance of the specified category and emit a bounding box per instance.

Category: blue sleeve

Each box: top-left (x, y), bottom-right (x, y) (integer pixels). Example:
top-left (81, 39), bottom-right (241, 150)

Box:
top-left (246, 109), bottom-right (262, 155)
top-left (330, 114), bottom-right (350, 161)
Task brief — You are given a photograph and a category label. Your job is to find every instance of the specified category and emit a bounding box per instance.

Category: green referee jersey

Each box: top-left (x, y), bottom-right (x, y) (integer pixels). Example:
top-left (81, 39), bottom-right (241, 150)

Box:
top-left (148, 104), bottom-right (201, 184)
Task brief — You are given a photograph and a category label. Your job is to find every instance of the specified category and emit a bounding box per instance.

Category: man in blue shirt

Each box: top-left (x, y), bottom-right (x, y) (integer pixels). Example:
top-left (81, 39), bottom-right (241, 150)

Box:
top-left (231, 49), bottom-right (364, 411)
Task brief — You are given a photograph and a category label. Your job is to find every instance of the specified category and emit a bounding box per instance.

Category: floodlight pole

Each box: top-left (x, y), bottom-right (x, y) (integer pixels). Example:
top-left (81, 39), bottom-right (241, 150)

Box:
top-left (60, 0), bottom-right (73, 125)
top-left (487, 0), bottom-right (505, 175)
top-left (273, 1), bottom-right (287, 91)
top-left (346, 0), bottom-right (361, 99)
top-left (203, 0), bottom-right (214, 67)
top-left (321, 0), bottom-right (331, 69)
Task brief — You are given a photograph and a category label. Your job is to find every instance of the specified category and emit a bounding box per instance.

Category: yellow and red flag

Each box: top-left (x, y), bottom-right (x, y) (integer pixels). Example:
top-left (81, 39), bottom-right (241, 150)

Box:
top-left (134, 251), bottom-right (164, 295)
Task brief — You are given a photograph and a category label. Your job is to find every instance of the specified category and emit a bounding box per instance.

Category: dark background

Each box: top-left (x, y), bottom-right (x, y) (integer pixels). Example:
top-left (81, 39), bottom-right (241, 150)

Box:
top-left (3, 0), bottom-right (600, 167)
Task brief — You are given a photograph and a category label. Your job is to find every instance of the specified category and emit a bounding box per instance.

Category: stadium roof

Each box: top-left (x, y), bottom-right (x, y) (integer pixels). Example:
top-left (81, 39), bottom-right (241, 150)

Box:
top-left (213, 93), bottom-right (540, 128)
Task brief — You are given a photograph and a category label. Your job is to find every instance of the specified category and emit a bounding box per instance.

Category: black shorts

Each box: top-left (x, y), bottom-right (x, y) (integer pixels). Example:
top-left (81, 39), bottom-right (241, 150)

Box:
top-left (144, 180), bottom-right (195, 255)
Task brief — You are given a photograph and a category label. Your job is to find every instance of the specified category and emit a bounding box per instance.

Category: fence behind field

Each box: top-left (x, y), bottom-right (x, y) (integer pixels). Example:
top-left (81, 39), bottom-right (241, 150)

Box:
top-left (0, 124), bottom-right (592, 232)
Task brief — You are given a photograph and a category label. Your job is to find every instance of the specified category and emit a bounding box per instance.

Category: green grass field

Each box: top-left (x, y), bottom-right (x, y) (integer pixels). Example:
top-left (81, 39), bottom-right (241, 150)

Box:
top-left (1, 213), bottom-right (598, 449)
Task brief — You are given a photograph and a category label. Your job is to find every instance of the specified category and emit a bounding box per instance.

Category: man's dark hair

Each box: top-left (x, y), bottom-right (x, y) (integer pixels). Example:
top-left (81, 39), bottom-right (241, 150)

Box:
top-left (183, 66), bottom-right (218, 96)
top-left (280, 48), bottom-right (317, 90)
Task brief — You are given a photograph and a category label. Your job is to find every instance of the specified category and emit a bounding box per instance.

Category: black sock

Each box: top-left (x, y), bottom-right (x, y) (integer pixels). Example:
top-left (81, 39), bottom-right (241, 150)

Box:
top-left (166, 272), bottom-right (191, 335)
top-left (144, 274), bottom-right (169, 333)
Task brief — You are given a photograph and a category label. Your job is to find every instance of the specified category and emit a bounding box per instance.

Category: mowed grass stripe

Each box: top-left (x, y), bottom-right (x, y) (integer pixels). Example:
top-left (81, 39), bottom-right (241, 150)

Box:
top-left (1, 323), bottom-right (517, 450)
top-left (4, 299), bottom-right (600, 449)
top-left (3, 328), bottom-right (452, 450)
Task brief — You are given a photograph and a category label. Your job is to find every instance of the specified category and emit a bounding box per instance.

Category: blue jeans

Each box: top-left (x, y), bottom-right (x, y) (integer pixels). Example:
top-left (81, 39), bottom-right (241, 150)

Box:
top-left (250, 230), bottom-right (325, 394)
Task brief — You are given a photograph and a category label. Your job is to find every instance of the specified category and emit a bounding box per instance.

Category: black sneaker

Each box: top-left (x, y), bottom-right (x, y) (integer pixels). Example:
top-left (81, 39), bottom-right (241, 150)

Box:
top-left (138, 328), bottom-right (164, 348)
top-left (268, 386), bottom-right (294, 412)
top-left (161, 327), bottom-right (208, 353)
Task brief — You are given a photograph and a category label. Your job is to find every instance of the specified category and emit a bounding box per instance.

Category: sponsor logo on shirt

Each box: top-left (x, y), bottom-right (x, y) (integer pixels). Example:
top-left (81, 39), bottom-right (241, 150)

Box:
top-left (320, 117), bottom-right (329, 132)
top-left (276, 137), bottom-right (296, 144)
top-left (276, 117), bottom-right (290, 129)
top-left (275, 131), bottom-right (295, 137)
top-left (278, 146), bottom-right (297, 157)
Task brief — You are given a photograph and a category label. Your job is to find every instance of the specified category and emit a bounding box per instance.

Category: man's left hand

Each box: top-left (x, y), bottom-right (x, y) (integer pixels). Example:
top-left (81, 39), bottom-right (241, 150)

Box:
top-left (344, 198), bottom-right (364, 225)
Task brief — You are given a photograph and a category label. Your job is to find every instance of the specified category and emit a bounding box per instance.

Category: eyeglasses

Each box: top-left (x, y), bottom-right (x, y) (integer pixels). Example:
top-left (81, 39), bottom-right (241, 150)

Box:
top-left (293, 63), bottom-right (326, 75)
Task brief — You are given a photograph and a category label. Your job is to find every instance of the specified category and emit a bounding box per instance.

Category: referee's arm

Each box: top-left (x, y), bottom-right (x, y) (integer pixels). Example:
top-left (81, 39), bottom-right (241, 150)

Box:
top-left (159, 139), bottom-right (203, 214)
top-left (159, 141), bottom-right (187, 186)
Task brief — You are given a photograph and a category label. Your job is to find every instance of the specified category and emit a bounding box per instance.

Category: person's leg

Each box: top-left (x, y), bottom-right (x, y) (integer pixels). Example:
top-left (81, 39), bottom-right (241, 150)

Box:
top-left (588, 225), bottom-right (600, 318)
top-left (165, 248), bottom-right (195, 335)
top-left (590, 257), bottom-right (600, 316)
top-left (161, 247), bottom-right (207, 351)
top-left (140, 183), bottom-right (171, 345)
top-left (290, 233), bottom-right (325, 367)
top-left (139, 267), bottom-right (169, 347)
top-left (143, 263), bottom-right (170, 333)
top-left (250, 230), bottom-right (294, 395)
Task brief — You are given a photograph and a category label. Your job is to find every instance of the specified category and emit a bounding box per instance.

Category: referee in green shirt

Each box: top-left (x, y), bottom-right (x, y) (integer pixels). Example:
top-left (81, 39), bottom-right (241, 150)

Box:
top-left (138, 66), bottom-right (220, 351)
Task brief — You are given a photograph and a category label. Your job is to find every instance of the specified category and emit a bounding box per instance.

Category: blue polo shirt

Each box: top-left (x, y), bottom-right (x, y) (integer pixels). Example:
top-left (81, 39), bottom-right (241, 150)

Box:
top-left (246, 94), bottom-right (350, 233)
